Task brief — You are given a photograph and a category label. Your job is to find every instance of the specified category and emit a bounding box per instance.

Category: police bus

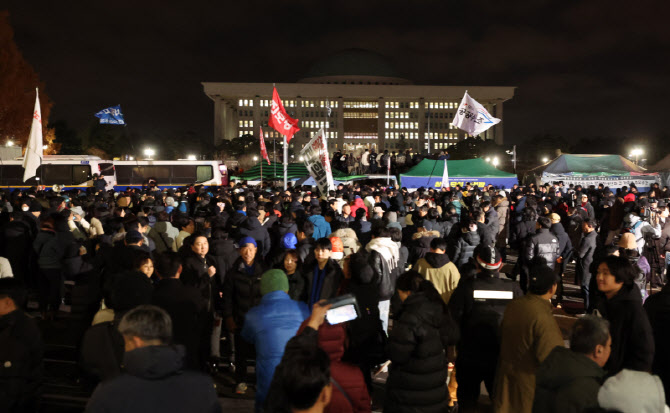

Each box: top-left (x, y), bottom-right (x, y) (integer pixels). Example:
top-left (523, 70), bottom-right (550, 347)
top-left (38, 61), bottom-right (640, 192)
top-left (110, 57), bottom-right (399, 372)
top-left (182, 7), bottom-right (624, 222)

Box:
top-left (0, 155), bottom-right (115, 190)
top-left (113, 160), bottom-right (228, 190)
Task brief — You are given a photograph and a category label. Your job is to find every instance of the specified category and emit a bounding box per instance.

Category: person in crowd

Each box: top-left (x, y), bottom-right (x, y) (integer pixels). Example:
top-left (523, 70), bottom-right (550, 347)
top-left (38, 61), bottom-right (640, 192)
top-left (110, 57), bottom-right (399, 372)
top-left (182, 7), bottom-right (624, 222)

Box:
top-left (591, 255), bottom-right (654, 375)
top-left (451, 218), bottom-right (481, 270)
top-left (494, 263), bottom-right (564, 413)
top-left (296, 220), bottom-right (316, 263)
top-left (351, 208), bottom-right (372, 246)
top-left (533, 315), bottom-right (610, 413)
top-left (241, 269), bottom-right (310, 411)
top-left (414, 237), bottom-right (460, 304)
top-left (577, 218), bottom-right (598, 310)
top-left (308, 206), bottom-right (332, 240)
top-left (549, 213), bottom-right (572, 307)
top-left (384, 271), bottom-right (456, 413)
top-left (644, 279), bottom-right (670, 404)
top-left (0, 278), bottom-right (44, 413)
top-left (151, 251), bottom-right (207, 370)
top-left (172, 215), bottom-right (194, 251)
top-left (85, 305), bottom-right (221, 413)
top-left (240, 208), bottom-right (272, 259)
top-left (295, 237), bottom-right (343, 307)
top-left (365, 226), bottom-right (400, 332)
top-left (595, 369), bottom-right (670, 413)
top-left (448, 246), bottom-right (522, 409)
top-left (148, 211), bottom-right (179, 253)
top-left (275, 249), bottom-right (302, 300)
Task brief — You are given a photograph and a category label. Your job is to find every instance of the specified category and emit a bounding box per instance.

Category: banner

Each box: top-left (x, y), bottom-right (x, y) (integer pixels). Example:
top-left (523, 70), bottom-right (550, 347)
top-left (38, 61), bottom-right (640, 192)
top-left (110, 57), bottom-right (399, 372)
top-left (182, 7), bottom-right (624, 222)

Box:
top-left (23, 89), bottom-right (43, 182)
top-left (441, 159), bottom-right (449, 189)
top-left (268, 87), bottom-right (300, 143)
top-left (402, 176), bottom-right (518, 190)
top-left (541, 174), bottom-right (659, 191)
top-left (259, 126), bottom-right (270, 165)
top-left (452, 91), bottom-right (500, 136)
top-left (300, 128), bottom-right (334, 195)
top-left (95, 105), bottom-right (125, 125)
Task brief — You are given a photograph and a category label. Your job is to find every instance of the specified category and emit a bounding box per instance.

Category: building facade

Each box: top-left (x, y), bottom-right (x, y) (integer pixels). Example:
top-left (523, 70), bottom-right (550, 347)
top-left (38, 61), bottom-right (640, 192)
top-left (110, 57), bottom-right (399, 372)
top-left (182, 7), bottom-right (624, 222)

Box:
top-left (202, 50), bottom-right (515, 157)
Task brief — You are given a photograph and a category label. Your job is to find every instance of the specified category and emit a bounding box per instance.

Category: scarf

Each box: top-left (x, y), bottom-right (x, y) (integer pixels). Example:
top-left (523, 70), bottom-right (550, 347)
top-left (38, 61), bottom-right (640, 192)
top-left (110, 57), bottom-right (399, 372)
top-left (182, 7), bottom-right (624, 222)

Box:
top-left (366, 237), bottom-right (400, 272)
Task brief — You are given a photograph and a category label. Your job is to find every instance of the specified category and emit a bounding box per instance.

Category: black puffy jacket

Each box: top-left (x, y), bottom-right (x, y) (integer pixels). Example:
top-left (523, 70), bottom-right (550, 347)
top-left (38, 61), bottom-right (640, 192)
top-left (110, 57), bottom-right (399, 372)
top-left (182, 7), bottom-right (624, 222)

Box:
top-left (452, 230), bottom-right (481, 269)
top-left (551, 222), bottom-right (573, 259)
top-left (525, 228), bottom-right (560, 270)
top-left (384, 292), bottom-right (450, 413)
top-left (222, 257), bottom-right (266, 327)
top-left (368, 249), bottom-right (399, 301)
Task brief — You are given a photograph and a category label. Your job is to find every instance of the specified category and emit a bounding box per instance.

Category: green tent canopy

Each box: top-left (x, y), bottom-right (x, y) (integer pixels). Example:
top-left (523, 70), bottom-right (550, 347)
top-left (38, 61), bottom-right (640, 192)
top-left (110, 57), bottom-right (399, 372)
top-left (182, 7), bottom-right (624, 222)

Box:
top-left (231, 162), bottom-right (365, 181)
top-left (400, 158), bottom-right (518, 189)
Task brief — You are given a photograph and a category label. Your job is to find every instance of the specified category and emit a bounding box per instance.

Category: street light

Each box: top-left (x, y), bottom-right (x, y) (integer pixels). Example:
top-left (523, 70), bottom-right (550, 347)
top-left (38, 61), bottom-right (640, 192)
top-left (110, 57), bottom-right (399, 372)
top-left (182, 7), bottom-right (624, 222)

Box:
top-left (485, 157), bottom-right (491, 163)
top-left (253, 156), bottom-right (259, 162)
top-left (6, 140), bottom-right (14, 147)
top-left (542, 157), bottom-right (549, 163)
top-left (42, 145), bottom-right (48, 150)
top-left (187, 155), bottom-right (197, 161)
top-left (492, 157), bottom-right (499, 167)
top-left (143, 148), bottom-right (155, 159)
top-left (631, 148), bottom-right (643, 165)
top-left (299, 156), bottom-right (304, 162)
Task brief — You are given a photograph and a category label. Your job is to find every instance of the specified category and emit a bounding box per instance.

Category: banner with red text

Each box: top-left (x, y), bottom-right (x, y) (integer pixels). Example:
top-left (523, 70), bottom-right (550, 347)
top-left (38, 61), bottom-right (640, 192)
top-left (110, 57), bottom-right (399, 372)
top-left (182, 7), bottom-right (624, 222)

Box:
top-left (268, 87), bottom-right (300, 143)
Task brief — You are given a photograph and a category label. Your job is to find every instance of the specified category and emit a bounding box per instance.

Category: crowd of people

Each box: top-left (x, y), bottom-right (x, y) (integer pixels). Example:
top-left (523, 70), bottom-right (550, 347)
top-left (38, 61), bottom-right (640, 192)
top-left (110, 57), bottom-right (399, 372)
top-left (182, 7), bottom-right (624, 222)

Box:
top-left (1, 178), bottom-right (670, 412)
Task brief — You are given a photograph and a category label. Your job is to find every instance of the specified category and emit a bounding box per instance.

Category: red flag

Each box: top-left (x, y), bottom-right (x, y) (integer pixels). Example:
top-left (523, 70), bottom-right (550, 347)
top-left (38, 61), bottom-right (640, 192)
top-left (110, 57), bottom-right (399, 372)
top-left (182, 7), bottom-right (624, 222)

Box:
top-left (259, 126), bottom-right (270, 165)
top-left (268, 87), bottom-right (300, 143)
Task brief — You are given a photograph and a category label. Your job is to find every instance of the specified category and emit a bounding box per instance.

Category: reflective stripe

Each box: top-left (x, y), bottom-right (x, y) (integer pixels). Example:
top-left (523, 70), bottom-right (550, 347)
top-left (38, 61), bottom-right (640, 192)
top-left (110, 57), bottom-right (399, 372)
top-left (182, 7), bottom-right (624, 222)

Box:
top-left (473, 290), bottom-right (514, 299)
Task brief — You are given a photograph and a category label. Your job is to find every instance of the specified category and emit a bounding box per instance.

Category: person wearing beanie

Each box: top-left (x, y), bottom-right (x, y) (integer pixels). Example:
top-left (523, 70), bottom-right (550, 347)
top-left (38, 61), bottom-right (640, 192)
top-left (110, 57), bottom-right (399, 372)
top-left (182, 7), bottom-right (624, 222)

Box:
top-left (597, 369), bottom-right (669, 413)
top-left (494, 262), bottom-right (564, 413)
top-left (448, 246), bottom-right (522, 410)
top-left (241, 269), bottom-right (309, 411)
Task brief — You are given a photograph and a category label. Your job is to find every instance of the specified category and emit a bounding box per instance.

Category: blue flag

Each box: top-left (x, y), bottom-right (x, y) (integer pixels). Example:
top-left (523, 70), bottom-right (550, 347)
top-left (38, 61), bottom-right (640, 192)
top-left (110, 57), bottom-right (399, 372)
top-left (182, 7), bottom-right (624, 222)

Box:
top-left (95, 105), bottom-right (125, 125)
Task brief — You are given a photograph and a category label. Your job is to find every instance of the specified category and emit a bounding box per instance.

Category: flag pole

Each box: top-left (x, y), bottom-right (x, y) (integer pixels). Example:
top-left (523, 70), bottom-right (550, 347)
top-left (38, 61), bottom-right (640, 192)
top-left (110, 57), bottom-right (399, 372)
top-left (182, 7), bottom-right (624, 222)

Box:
top-left (283, 135), bottom-right (288, 190)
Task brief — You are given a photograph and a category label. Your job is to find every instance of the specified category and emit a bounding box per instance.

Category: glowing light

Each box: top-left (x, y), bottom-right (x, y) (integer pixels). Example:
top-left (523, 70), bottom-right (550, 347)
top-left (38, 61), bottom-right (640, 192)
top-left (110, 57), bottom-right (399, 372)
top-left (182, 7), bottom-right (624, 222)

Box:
top-left (187, 155), bottom-right (197, 160)
top-left (542, 157), bottom-right (549, 163)
top-left (492, 157), bottom-right (499, 167)
top-left (143, 148), bottom-right (155, 159)
top-left (6, 140), bottom-right (14, 147)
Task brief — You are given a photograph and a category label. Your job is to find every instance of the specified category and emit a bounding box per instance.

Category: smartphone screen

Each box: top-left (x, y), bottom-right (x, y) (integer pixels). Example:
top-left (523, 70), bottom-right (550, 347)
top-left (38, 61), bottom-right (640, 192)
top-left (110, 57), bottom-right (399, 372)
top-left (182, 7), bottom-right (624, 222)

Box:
top-left (326, 304), bottom-right (358, 324)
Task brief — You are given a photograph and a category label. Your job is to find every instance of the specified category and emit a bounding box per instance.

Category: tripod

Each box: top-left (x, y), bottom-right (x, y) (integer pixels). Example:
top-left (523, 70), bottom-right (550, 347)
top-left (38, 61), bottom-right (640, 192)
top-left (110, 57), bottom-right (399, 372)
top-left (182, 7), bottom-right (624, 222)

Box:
top-left (644, 233), bottom-right (663, 294)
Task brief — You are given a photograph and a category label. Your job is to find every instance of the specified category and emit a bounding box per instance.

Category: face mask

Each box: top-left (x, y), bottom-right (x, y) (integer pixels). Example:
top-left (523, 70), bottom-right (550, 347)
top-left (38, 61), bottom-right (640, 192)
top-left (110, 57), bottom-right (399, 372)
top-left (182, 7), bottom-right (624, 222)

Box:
top-left (22, 206), bottom-right (30, 212)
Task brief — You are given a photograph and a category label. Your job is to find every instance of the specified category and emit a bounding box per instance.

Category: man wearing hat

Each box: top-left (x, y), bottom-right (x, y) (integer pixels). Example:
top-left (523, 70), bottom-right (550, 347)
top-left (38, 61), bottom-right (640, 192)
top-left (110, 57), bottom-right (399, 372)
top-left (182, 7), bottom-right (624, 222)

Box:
top-left (448, 246), bottom-right (522, 410)
top-left (223, 236), bottom-right (266, 394)
top-left (493, 262), bottom-right (564, 413)
top-left (241, 269), bottom-right (309, 411)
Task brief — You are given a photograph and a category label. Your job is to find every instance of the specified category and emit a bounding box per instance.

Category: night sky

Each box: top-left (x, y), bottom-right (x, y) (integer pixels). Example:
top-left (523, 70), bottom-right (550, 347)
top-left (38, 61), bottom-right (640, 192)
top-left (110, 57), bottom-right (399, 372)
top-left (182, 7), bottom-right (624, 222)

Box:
top-left (5, 0), bottom-right (670, 148)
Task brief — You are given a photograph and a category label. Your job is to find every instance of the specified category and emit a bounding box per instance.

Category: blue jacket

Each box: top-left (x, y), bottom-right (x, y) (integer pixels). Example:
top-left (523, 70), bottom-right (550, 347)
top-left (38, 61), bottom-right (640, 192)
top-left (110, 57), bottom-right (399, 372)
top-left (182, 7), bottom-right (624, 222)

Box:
top-left (241, 291), bottom-right (310, 408)
top-left (308, 214), bottom-right (332, 240)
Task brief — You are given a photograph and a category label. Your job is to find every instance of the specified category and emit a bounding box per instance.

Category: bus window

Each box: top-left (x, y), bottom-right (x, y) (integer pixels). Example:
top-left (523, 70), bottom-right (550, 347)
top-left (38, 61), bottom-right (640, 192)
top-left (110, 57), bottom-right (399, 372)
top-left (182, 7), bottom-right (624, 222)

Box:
top-left (72, 165), bottom-right (91, 185)
top-left (42, 165), bottom-right (74, 185)
top-left (133, 166), bottom-right (170, 181)
top-left (172, 165), bottom-right (197, 180)
top-left (99, 163), bottom-right (115, 176)
top-left (0, 165), bottom-right (28, 186)
top-left (196, 166), bottom-right (213, 183)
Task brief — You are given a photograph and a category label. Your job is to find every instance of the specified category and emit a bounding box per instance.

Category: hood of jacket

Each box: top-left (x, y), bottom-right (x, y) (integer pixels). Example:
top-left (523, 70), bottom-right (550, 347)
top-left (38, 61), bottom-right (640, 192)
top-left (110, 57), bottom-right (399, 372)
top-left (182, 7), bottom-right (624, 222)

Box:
top-left (536, 346), bottom-right (604, 392)
top-left (462, 230), bottom-right (481, 246)
top-left (317, 323), bottom-right (346, 362)
top-left (123, 345), bottom-right (185, 380)
top-left (551, 222), bottom-right (567, 236)
top-left (424, 252), bottom-right (451, 268)
top-left (598, 369), bottom-right (668, 413)
top-left (209, 238), bottom-right (236, 256)
top-left (402, 291), bottom-right (443, 329)
top-left (411, 230), bottom-right (441, 241)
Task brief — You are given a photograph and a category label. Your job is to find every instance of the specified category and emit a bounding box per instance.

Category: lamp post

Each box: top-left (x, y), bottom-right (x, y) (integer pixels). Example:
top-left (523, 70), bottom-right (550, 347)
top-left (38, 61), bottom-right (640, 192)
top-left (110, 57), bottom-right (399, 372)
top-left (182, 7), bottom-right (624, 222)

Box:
top-left (144, 148), bottom-right (155, 160)
top-left (492, 157), bottom-right (499, 167)
top-left (542, 157), bottom-right (549, 164)
top-left (631, 148), bottom-right (643, 165)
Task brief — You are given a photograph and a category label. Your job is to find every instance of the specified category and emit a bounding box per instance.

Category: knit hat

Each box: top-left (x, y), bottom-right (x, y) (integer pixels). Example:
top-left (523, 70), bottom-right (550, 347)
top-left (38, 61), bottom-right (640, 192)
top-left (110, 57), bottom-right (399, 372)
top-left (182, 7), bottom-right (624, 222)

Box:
top-left (476, 246), bottom-right (503, 271)
top-left (618, 232), bottom-right (638, 250)
top-left (549, 213), bottom-right (561, 224)
top-left (598, 369), bottom-right (669, 413)
top-left (329, 237), bottom-right (344, 260)
top-left (260, 269), bottom-right (289, 295)
top-left (238, 236), bottom-right (257, 248)
top-left (281, 233), bottom-right (298, 249)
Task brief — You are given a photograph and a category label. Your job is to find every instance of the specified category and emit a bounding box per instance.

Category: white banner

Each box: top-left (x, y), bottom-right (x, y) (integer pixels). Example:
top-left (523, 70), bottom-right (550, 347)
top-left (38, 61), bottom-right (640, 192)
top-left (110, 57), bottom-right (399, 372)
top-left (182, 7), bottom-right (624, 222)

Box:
top-left (23, 89), bottom-right (43, 182)
top-left (541, 174), bottom-right (659, 190)
top-left (452, 91), bottom-right (500, 136)
top-left (300, 128), bottom-right (334, 195)
top-left (441, 159), bottom-right (449, 189)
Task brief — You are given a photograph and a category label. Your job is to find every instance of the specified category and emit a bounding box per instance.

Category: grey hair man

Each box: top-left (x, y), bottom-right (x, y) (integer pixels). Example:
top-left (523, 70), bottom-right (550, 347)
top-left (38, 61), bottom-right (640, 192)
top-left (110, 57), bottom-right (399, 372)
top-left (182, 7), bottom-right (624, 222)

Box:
top-left (85, 305), bottom-right (221, 413)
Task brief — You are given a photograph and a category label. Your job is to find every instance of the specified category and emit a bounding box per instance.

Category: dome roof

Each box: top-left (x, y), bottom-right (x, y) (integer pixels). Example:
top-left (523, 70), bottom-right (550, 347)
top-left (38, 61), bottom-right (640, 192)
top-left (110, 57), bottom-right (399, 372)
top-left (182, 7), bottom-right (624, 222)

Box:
top-left (300, 49), bottom-right (410, 84)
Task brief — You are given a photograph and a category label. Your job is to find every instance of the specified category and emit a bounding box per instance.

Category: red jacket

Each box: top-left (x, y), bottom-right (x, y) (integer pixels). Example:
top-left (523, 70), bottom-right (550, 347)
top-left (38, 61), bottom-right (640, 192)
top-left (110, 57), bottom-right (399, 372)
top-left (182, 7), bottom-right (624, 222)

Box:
top-left (298, 321), bottom-right (371, 413)
top-left (350, 198), bottom-right (369, 220)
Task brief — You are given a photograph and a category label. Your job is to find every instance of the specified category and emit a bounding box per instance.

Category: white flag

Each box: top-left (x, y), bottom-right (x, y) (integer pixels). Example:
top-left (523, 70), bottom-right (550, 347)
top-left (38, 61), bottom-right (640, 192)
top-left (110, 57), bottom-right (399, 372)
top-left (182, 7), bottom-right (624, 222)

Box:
top-left (451, 91), bottom-right (500, 136)
top-left (23, 89), bottom-right (43, 183)
top-left (300, 128), bottom-right (334, 195)
top-left (441, 159), bottom-right (449, 189)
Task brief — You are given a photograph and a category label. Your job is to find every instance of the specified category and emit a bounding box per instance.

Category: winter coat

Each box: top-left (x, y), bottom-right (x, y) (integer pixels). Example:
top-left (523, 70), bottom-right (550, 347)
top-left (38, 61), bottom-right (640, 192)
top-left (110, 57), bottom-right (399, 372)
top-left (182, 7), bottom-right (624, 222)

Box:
top-left (495, 198), bottom-right (509, 235)
top-left (0, 220), bottom-right (34, 283)
top-left (0, 309), bottom-right (44, 413)
top-left (350, 220), bottom-right (372, 246)
top-left (297, 321), bottom-right (372, 413)
top-left (452, 230), bottom-right (481, 269)
top-left (532, 346), bottom-right (605, 413)
top-left (448, 271), bottom-right (523, 363)
top-left (525, 228), bottom-right (560, 269)
top-left (409, 230), bottom-right (441, 265)
top-left (550, 222), bottom-right (573, 259)
top-left (180, 250), bottom-right (216, 312)
top-left (239, 217), bottom-right (272, 259)
top-left (296, 238), bottom-right (315, 264)
top-left (350, 198), bottom-right (368, 219)
top-left (494, 294), bottom-right (564, 413)
top-left (295, 259), bottom-right (343, 305)
top-left (477, 221), bottom-right (496, 247)
top-left (623, 213), bottom-right (662, 253)
top-left (148, 221), bottom-right (179, 253)
top-left (79, 319), bottom-right (125, 387)
top-left (330, 228), bottom-right (361, 258)
top-left (222, 257), bottom-right (266, 328)
top-left (644, 284), bottom-right (670, 403)
top-left (510, 219), bottom-right (536, 251)
top-left (366, 237), bottom-right (400, 301)
top-left (593, 284), bottom-right (655, 375)
top-left (414, 253), bottom-right (460, 304)
top-left (308, 214), bottom-right (332, 240)
top-left (85, 345), bottom-right (221, 413)
top-left (33, 229), bottom-right (69, 270)
top-left (423, 219), bottom-right (447, 238)
top-left (207, 238), bottom-right (238, 284)
top-left (241, 291), bottom-right (310, 407)
top-left (384, 292), bottom-right (451, 413)
top-left (485, 207), bottom-right (500, 235)
top-left (576, 230), bottom-right (597, 279)
top-left (152, 278), bottom-right (207, 369)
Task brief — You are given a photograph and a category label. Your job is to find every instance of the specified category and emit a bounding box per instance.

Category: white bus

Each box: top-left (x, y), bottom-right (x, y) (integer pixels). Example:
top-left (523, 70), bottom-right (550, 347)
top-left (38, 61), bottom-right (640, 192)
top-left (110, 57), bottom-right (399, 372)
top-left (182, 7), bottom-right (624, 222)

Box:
top-left (0, 155), bottom-right (116, 191)
top-left (113, 160), bottom-right (228, 190)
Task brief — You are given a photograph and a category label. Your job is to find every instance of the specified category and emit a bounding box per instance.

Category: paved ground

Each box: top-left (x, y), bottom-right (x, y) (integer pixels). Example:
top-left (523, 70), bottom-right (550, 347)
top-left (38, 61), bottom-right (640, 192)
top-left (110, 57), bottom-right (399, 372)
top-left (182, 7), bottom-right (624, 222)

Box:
top-left (37, 251), bottom-right (644, 412)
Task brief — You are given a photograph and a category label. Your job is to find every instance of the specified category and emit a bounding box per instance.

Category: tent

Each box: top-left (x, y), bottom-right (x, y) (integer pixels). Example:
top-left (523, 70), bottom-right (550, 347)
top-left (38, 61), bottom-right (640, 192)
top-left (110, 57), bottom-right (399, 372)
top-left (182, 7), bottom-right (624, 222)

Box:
top-left (649, 154), bottom-right (670, 188)
top-left (231, 162), bottom-right (366, 182)
top-left (525, 154), bottom-right (659, 191)
top-left (400, 158), bottom-right (518, 189)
